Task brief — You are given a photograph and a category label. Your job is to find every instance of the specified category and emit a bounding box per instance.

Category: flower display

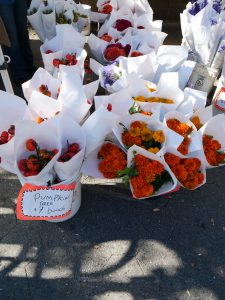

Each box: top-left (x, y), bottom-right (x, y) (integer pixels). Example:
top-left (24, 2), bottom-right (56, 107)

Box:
top-left (122, 153), bottom-right (172, 198)
top-left (104, 43), bottom-right (131, 61)
top-left (203, 134), bottom-right (225, 166)
top-left (53, 53), bottom-right (78, 68)
top-left (120, 121), bottom-right (165, 153)
top-left (165, 152), bottom-right (204, 190)
top-left (133, 96), bottom-right (174, 104)
top-left (98, 143), bottom-right (127, 179)
top-left (18, 139), bottom-right (58, 177)
top-left (114, 19), bottom-right (132, 32)
top-left (167, 118), bottom-right (193, 156)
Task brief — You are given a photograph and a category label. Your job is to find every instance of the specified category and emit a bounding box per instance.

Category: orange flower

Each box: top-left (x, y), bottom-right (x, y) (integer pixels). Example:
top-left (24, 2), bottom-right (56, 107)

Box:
top-left (130, 51), bottom-right (143, 57)
top-left (131, 177), bottom-right (154, 198)
top-left (203, 134), bottom-right (225, 166)
top-left (100, 34), bottom-right (113, 42)
top-left (177, 137), bottom-right (191, 156)
top-left (172, 164), bottom-right (188, 182)
top-left (100, 4), bottom-right (113, 14)
top-left (166, 152), bottom-right (204, 190)
top-left (104, 47), bottom-right (126, 61)
top-left (190, 116), bottom-right (203, 130)
top-left (98, 143), bottom-right (127, 179)
top-left (182, 158), bottom-right (201, 172)
top-left (164, 153), bottom-right (180, 167)
top-left (167, 118), bottom-right (193, 137)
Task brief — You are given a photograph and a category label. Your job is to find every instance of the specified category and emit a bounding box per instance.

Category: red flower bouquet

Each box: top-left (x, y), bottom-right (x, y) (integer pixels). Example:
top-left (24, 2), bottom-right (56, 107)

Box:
top-left (114, 19), bottom-right (132, 32)
top-left (104, 43), bottom-right (131, 61)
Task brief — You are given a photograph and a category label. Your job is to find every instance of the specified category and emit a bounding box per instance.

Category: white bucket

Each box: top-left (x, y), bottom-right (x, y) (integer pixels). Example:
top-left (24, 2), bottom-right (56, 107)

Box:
top-left (47, 180), bottom-right (82, 223)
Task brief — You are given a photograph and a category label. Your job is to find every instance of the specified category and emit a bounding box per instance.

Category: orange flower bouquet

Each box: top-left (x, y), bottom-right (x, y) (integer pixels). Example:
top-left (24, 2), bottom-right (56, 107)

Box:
top-left (81, 142), bottom-right (127, 179)
top-left (165, 111), bottom-right (202, 156)
top-left (113, 114), bottom-right (166, 154)
top-left (121, 145), bottom-right (177, 199)
top-left (164, 147), bottom-right (206, 190)
top-left (199, 114), bottom-right (225, 168)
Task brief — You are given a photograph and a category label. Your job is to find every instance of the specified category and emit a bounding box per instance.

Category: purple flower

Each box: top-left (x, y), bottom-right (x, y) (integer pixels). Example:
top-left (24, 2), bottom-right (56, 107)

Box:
top-left (189, 0), bottom-right (208, 15)
top-left (211, 18), bottom-right (218, 25)
top-left (218, 45), bottom-right (225, 53)
top-left (102, 64), bottom-right (122, 87)
top-left (213, 0), bottom-right (222, 13)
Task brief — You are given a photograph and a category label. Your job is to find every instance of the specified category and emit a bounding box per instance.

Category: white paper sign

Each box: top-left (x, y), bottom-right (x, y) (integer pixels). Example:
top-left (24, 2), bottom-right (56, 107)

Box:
top-left (17, 182), bottom-right (76, 220)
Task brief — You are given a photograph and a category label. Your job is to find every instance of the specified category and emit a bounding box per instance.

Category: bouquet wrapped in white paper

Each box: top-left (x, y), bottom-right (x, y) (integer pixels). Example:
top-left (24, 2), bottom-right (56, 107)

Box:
top-left (99, 63), bottom-right (128, 93)
top-left (199, 113), bottom-right (225, 168)
top-left (22, 67), bottom-right (61, 102)
top-left (14, 118), bottom-right (61, 186)
top-left (81, 141), bottom-right (127, 179)
top-left (113, 113), bottom-right (167, 155)
top-left (181, 0), bottom-right (225, 70)
top-left (40, 25), bottom-right (86, 75)
top-left (163, 146), bottom-right (206, 190)
top-left (41, 0), bottom-right (56, 40)
top-left (0, 92), bottom-right (27, 173)
top-left (27, 0), bottom-right (45, 41)
top-left (54, 115), bottom-right (86, 181)
top-left (126, 145), bottom-right (177, 199)
top-left (164, 110), bottom-right (202, 156)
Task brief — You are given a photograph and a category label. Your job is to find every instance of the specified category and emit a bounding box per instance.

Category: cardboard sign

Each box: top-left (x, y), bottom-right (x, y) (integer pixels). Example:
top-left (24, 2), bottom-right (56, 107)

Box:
top-left (214, 87), bottom-right (225, 112)
top-left (17, 182), bottom-right (76, 221)
top-left (187, 63), bottom-right (219, 94)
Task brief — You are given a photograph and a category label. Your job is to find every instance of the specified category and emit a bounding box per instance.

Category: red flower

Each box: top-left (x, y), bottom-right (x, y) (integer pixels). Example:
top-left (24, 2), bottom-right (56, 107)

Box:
top-left (45, 50), bottom-right (53, 54)
top-left (130, 51), bottom-right (143, 57)
top-left (100, 4), bottom-right (112, 14)
top-left (104, 43), bottom-right (131, 61)
top-left (107, 103), bottom-right (112, 111)
top-left (114, 19), bottom-right (132, 32)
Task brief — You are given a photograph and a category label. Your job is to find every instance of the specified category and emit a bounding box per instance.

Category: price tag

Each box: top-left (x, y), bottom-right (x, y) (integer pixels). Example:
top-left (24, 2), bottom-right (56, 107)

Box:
top-left (17, 182), bottom-right (76, 221)
top-left (214, 87), bottom-right (225, 112)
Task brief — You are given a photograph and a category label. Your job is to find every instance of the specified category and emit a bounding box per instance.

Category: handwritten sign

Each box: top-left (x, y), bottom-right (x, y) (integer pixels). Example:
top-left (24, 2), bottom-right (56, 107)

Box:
top-left (214, 87), bottom-right (225, 112)
top-left (17, 182), bottom-right (76, 221)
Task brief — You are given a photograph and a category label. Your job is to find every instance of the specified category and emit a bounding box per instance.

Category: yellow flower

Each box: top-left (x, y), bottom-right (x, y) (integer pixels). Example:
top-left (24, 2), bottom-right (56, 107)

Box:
top-left (133, 96), bottom-right (147, 102)
top-left (141, 127), bottom-right (153, 141)
top-left (152, 130), bottom-right (165, 143)
top-left (148, 147), bottom-right (160, 154)
top-left (130, 127), bottom-right (141, 137)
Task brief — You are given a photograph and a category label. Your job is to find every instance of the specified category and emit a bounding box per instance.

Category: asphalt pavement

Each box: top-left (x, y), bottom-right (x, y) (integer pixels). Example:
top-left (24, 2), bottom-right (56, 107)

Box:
top-left (0, 24), bottom-right (225, 300)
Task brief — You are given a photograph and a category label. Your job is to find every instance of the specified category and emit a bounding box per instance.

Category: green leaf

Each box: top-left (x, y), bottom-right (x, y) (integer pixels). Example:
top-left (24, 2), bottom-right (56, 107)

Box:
top-left (118, 166), bottom-right (138, 186)
top-left (152, 170), bottom-right (172, 192)
top-left (129, 102), bottom-right (141, 115)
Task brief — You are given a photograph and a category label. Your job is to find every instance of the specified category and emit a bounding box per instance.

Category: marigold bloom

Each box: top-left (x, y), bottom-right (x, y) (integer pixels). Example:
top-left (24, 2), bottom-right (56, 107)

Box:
top-left (152, 130), bottom-right (165, 143)
top-left (190, 116), bottom-right (203, 130)
top-left (141, 128), bottom-right (152, 141)
top-left (148, 147), bottom-right (160, 154)
top-left (98, 143), bottom-right (127, 178)
top-left (164, 153), bottom-right (181, 167)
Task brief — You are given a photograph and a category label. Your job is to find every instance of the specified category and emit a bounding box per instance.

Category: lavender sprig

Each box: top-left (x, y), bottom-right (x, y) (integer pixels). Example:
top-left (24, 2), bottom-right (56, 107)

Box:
top-left (102, 65), bottom-right (123, 87)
